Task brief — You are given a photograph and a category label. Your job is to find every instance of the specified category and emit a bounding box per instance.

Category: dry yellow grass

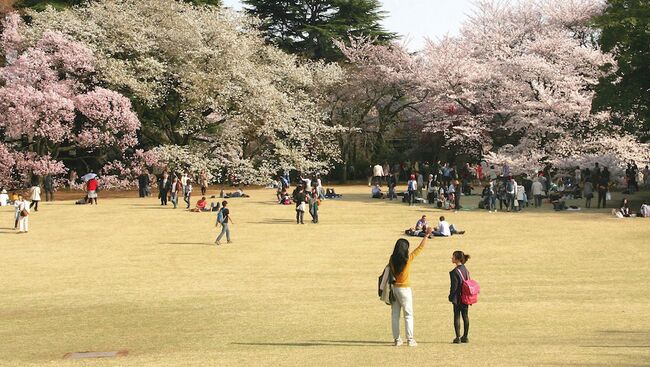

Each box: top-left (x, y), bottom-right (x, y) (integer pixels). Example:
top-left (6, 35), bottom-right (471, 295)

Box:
top-left (1, 186), bottom-right (649, 367)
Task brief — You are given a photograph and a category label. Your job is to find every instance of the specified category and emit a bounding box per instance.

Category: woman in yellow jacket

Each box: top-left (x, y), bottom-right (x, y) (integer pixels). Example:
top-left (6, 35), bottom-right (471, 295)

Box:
top-left (389, 227), bottom-right (432, 346)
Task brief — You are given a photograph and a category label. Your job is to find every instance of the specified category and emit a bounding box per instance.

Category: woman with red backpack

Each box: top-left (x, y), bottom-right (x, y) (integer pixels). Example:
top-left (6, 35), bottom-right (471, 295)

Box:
top-left (449, 250), bottom-right (471, 343)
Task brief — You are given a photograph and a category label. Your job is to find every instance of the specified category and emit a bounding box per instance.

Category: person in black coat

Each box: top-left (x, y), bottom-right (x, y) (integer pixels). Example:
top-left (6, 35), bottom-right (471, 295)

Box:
top-left (449, 250), bottom-right (471, 344)
top-left (158, 172), bottom-right (171, 205)
top-left (138, 173), bottom-right (150, 198)
top-left (597, 174), bottom-right (609, 209)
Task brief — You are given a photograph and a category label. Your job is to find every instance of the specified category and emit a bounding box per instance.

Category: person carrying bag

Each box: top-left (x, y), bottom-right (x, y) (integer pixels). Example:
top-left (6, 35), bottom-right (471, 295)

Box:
top-left (449, 250), bottom-right (479, 344)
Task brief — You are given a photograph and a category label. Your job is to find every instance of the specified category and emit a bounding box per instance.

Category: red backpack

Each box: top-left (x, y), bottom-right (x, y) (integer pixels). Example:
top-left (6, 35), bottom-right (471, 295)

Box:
top-left (457, 269), bottom-right (480, 305)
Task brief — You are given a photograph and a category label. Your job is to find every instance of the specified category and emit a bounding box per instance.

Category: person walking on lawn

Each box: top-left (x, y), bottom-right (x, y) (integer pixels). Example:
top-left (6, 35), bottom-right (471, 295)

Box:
top-left (215, 200), bottom-right (233, 245)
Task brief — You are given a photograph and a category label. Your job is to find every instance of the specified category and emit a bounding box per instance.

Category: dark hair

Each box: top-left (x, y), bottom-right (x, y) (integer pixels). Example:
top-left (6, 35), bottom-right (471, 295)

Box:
top-left (439, 215), bottom-right (445, 221)
top-left (390, 239), bottom-right (410, 275)
top-left (452, 250), bottom-right (470, 264)
top-left (222, 200), bottom-right (228, 206)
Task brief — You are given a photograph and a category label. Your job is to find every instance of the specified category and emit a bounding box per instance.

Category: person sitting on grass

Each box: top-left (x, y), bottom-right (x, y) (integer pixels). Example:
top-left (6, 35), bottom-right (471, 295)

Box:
top-left (372, 184), bottom-right (385, 199)
top-left (638, 201), bottom-right (650, 218)
top-left (549, 187), bottom-right (567, 211)
top-left (224, 188), bottom-right (249, 198)
top-left (620, 198), bottom-right (631, 217)
top-left (280, 191), bottom-right (292, 205)
top-left (432, 216), bottom-right (465, 237)
top-left (325, 188), bottom-right (342, 199)
top-left (190, 196), bottom-right (210, 212)
top-left (415, 215), bottom-right (429, 232)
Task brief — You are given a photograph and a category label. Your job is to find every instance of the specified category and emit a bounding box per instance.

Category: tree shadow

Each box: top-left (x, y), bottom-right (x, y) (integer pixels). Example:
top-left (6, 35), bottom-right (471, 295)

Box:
top-left (257, 219), bottom-right (297, 224)
top-left (129, 205), bottom-right (171, 210)
top-left (232, 339), bottom-right (441, 347)
top-left (162, 242), bottom-right (215, 247)
top-left (232, 341), bottom-right (388, 347)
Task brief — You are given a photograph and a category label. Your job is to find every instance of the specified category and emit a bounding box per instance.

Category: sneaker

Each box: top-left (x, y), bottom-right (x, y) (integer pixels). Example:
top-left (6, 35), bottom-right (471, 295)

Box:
top-left (407, 339), bottom-right (418, 347)
top-left (457, 231), bottom-right (466, 235)
top-left (215, 240), bottom-right (221, 245)
top-left (227, 241), bottom-right (232, 244)
top-left (394, 339), bottom-right (403, 347)
top-left (460, 336), bottom-right (469, 343)
top-left (452, 337), bottom-right (460, 344)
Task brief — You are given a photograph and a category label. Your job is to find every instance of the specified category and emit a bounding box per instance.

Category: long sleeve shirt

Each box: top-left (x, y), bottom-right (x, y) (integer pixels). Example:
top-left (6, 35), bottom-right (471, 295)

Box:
top-left (391, 242), bottom-right (425, 288)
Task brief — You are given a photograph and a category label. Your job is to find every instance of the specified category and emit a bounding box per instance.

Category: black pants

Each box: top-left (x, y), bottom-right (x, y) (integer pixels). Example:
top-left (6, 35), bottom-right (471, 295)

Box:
top-left (160, 190), bottom-right (168, 205)
top-left (45, 190), bottom-right (54, 201)
top-left (408, 190), bottom-right (415, 206)
top-left (30, 200), bottom-right (39, 211)
top-left (139, 186), bottom-right (146, 198)
top-left (453, 303), bottom-right (469, 338)
top-left (597, 190), bottom-right (606, 208)
top-left (201, 185), bottom-right (207, 195)
top-left (296, 210), bottom-right (304, 224)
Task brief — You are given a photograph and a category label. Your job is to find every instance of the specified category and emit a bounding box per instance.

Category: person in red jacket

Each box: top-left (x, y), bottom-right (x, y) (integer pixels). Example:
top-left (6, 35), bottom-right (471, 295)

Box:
top-left (86, 177), bottom-right (98, 205)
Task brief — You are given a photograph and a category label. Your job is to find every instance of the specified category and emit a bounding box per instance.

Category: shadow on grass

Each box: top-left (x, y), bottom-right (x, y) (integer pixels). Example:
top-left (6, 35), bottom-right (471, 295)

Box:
top-left (257, 219), bottom-right (297, 224)
top-left (232, 339), bottom-right (442, 347)
top-left (162, 242), bottom-right (215, 247)
top-left (129, 205), bottom-right (172, 210)
top-left (580, 345), bottom-right (650, 348)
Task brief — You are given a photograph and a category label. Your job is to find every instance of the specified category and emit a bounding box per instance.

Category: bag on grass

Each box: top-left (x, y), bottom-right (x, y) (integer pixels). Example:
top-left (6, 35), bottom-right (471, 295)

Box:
top-left (457, 269), bottom-right (480, 305)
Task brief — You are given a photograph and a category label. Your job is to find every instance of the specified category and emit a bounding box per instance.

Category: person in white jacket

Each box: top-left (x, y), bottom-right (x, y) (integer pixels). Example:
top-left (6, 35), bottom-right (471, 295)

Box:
top-left (16, 195), bottom-right (29, 233)
top-left (13, 194), bottom-right (22, 229)
top-left (516, 183), bottom-right (526, 211)
top-left (30, 184), bottom-right (41, 212)
top-left (373, 164), bottom-right (384, 186)
top-left (0, 189), bottom-right (8, 206)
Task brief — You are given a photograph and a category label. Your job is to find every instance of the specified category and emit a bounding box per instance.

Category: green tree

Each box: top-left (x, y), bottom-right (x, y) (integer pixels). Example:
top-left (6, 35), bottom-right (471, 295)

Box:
top-left (243, 0), bottom-right (395, 62)
top-left (593, 0), bottom-right (650, 140)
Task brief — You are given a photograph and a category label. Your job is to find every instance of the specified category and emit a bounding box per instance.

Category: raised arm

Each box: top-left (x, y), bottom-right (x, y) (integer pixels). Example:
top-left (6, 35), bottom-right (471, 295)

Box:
top-left (410, 227), bottom-right (432, 259)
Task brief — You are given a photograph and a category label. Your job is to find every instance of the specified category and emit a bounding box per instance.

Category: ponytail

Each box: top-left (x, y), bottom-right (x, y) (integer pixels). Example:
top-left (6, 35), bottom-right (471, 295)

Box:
top-left (453, 250), bottom-right (470, 264)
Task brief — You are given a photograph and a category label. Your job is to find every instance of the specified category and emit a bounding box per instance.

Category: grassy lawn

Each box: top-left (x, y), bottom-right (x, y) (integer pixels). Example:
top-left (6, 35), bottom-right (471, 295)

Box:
top-left (1, 186), bottom-right (649, 366)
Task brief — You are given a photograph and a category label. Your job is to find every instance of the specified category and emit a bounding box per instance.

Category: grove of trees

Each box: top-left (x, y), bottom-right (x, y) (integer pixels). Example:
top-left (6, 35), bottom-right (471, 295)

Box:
top-left (0, 0), bottom-right (648, 187)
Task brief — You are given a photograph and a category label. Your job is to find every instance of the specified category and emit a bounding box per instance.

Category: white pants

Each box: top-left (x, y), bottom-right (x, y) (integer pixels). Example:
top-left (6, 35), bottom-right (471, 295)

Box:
top-left (391, 286), bottom-right (414, 341)
top-left (19, 216), bottom-right (28, 232)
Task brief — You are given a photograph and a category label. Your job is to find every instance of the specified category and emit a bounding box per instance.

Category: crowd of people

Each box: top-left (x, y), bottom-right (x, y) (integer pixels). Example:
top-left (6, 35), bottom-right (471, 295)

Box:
top-left (367, 160), bottom-right (650, 215)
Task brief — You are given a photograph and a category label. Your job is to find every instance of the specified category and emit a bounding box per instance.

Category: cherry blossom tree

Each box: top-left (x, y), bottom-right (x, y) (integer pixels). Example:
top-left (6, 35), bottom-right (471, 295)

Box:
top-left (332, 38), bottom-right (431, 180)
top-left (336, 0), bottom-right (649, 177)
top-left (0, 13), bottom-right (148, 188)
top-left (419, 0), bottom-right (648, 174)
top-left (28, 0), bottom-right (346, 184)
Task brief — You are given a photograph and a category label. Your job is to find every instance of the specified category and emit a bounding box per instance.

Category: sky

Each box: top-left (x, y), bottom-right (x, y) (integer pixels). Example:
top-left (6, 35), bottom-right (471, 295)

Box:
top-left (221, 0), bottom-right (476, 51)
